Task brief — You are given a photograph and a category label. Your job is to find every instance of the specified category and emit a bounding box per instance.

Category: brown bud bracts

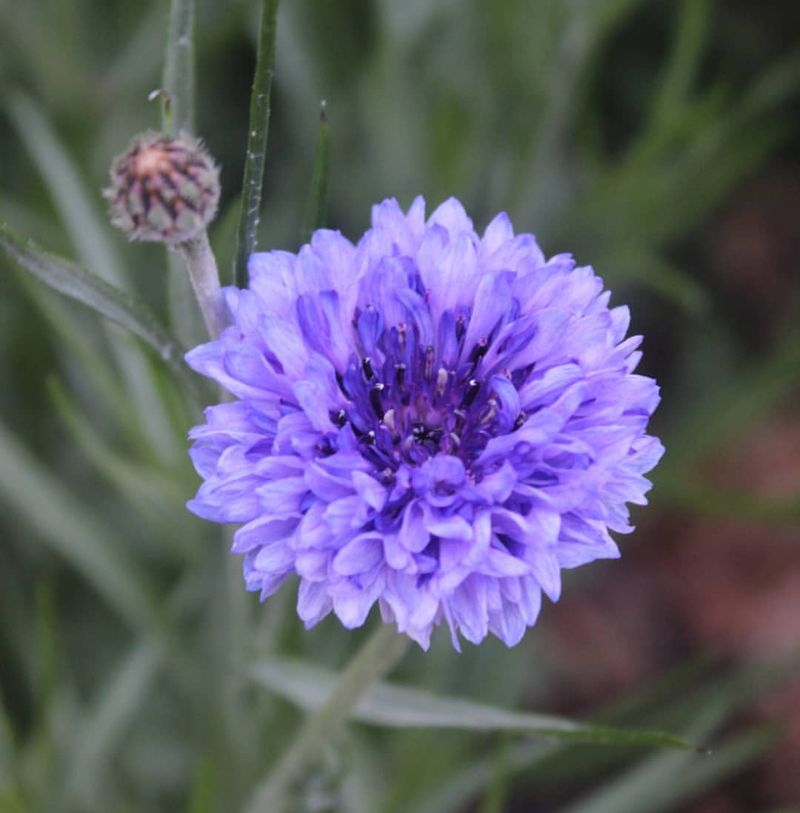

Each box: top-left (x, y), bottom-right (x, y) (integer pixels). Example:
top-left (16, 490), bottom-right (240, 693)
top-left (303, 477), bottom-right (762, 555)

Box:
top-left (105, 131), bottom-right (220, 244)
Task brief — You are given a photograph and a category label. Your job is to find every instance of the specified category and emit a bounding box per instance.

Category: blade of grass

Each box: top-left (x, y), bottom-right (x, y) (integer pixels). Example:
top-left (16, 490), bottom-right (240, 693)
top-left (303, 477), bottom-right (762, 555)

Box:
top-left (47, 378), bottom-right (199, 560)
top-left (0, 420), bottom-right (161, 635)
top-left (63, 641), bottom-right (162, 810)
top-left (556, 726), bottom-right (778, 813)
top-left (0, 223), bottom-right (202, 405)
top-left (6, 93), bottom-right (128, 290)
top-left (33, 582), bottom-right (60, 729)
top-left (246, 626), bottom-right (410, 813)
top-left (232, 0), bottom-right (280, 287)
top-left (301, 101), bottom-right (331, 242)
top-left (661, 328), bottom-right (800, 474)
top-left (11, 271), bottom-right (152, 451)
top-left (186, 759), bottom-right (215, 813)
top-left (103, 1), bottom-right (165, 97)
top-left (0, 695), bottom-right (16, 785)
top-left (604, 248), bottom-right (709, 314)
top-left (656, 476), bottom-right (800, 526)
top-left (62, 568), bottom-right (214, 810)
top-left (413, 741), bottom-right (549, 813)
top-left (251, 657), bottom-right (696, 750)
top-left (651, 0), bottom-right (712, 125)
top-left (416, 655), bottom-right (786, 813)
top-left (6, 93), bottom-right (179, 461)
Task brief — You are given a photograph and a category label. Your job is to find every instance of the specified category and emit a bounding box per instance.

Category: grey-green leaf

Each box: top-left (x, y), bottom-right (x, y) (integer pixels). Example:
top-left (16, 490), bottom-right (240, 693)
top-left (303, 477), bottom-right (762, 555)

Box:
top-left (0, 222), bottom-right (199, 400)
top-left (251, 658), bottom-right (696, 750)
top-left (555, 727), bottom-right (777, 813)
top-left (0, 419), bottom-right (160, 635)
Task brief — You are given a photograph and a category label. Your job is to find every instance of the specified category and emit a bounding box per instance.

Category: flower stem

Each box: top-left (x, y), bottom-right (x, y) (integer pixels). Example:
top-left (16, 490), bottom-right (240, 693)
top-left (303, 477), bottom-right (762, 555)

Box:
top-left (246, 624), bottom-right (410, 813)
top-left (175, 230), bottom-right (226, 339)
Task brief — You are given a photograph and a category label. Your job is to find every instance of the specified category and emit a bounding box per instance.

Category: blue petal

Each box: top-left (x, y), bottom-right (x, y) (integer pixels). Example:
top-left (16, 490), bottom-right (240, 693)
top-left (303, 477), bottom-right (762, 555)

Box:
top-left (297, 579), bottom-right (332, 627)
top-left (462, 273), bottom-right (513, 358)
top-left (333, 534), bottom-right (383, 575)
top-left (232, 515), bottom-right (299, 553)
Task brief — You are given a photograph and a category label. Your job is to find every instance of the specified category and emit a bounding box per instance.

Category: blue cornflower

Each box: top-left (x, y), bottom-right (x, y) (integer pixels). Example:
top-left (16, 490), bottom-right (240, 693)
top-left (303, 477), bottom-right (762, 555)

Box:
top-left (186, 198), bottom-right (663, 649)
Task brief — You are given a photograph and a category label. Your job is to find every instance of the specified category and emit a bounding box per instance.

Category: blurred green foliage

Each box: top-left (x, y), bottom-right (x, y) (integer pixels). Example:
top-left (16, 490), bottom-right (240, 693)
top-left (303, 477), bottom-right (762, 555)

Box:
top-left (1, 1), bottom-right (799, 811)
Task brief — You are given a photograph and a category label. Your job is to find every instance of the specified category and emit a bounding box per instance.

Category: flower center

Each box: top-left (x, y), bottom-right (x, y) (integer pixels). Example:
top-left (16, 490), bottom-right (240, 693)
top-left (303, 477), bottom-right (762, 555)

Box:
top-left (327, 307), bottom-right (524, 478)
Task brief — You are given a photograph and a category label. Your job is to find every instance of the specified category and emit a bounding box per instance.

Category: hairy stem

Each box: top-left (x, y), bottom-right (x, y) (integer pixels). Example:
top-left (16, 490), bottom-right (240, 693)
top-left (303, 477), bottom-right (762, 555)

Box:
top-left (246, 624), bottom-right (410, 813)
top-left (176, 230), bottom-right (225, 339)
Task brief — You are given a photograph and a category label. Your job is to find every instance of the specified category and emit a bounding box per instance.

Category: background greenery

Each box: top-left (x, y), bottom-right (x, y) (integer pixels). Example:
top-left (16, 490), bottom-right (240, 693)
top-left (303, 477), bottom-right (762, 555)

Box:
top-left (1, 1), bottom-right (799, 811)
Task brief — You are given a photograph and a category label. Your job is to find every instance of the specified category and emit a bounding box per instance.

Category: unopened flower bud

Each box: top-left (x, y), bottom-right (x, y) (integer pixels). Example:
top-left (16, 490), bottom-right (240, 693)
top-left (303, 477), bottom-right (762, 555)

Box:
top-left (105, 131), bottom-right (220, 244)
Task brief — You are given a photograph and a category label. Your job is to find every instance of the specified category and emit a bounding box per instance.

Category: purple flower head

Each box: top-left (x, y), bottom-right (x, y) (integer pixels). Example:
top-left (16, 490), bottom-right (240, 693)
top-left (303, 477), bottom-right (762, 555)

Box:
top-left (186, 198), bottom-right (663, 650)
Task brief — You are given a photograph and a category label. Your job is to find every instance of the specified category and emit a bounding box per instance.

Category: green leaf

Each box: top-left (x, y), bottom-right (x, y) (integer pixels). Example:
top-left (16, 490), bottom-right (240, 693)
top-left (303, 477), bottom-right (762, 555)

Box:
top-left (301, 101), bottom-right (331, 242)
top-left (63, 642), bottom-right (162, 810)
top-left (186, 759), bottom-right (215, 813)
top-left (12, 270), bottom-right (143, 436)
top-left (650, 0), bottom-right (712, 125)
top-left (251, 657), bottom-right (696, 750)
top-left (661, 328), bottom-right (800, 474)
top-left (604, 247), bottom-right (709, 314)
top-left (162, 0), bottom-right (195, 135)
top-left (0, 695), bottom-right (16, 786)
top-left (46, 378), bottom-right (199, 560)
top-left (5, 92), bottom-right (129, 291)
top-left (416, 655), bottom-right (792, 813)
top-left (0, 419), bottom-right (161, 635)
top-left (104, 2), bottom-right (166, 97)
top-left (5, 91), bottom-right (179, 461)
top-left (656, 476), bottom-right (800, 526)
top-left (0, 223), bottom-right (201, 403)
top-left (232, 0), bottom-right (280, 287)
top-left (555, 727), bottom-right (778, 813)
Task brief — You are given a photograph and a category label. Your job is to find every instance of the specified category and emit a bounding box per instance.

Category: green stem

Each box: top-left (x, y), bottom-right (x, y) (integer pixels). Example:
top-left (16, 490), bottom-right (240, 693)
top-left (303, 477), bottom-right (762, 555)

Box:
top-left (162, 0), bottom-right (195, 135)
top-left (301, 100), bottom-right (331, 242)
top-left (245, 625), bottom-right (410, 813)
top-left (233, 0), bottom-right (280, 287)
top-left (176, 230), bottom-right (226, 339)
top-left (162, 0), bottom-right (203, 345)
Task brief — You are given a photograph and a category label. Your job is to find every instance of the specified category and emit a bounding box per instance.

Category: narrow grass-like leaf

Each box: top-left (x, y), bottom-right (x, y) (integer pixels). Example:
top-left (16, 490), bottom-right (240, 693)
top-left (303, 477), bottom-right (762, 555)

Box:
top-left (301, 101), bottom-right (331, 241)
top-left (661, 329), bottom-right (800, 474)
top-left (33, 582), bottom-right (60, 723)
top-left (187, 759), bottom-right (215, 813)
top-left (417, 656), bottom-right (792, 813)
top-left (11, 271), bottom-right (152, 452)
top-left (162, 0), bottom-right (195, 135)
top-left (64, 642), bottom-right (162, 809)
top-left (0, 695), bottom-right (16, 785)
top-left (0, 223), bottom-right (200, 402)
top-left (415, 660), bottom-right (714, 813)
top-left (0, 420), bottom-right (160, 634)
top-left (247, 627), bottom-right (410, 813)
top-left (556, 727), bottom-right (777, 813)
top-left (6, 93), bottom-right (128, 288)
top-left (104, 2), bottom-right (165, 96)
top-left (651, 0), bottom-right (712, 125)
top-left (233, 0), bottom-right (280, 287)
top-left (47, 379), bottom-right (199, 559)
top-left (656, 476), bottom-right (800, 526)
top-left (6, 92), bottom-right (178, 460)
top-left (251, 658), bottom-right (695, 750)
top-left (606, 248), bottom-right (709, 314)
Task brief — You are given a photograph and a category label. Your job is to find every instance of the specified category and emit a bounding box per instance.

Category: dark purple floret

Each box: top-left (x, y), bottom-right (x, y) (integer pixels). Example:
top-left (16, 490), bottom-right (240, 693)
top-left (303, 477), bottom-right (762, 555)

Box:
top-left (185, 197), bottom-right (663, 649)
